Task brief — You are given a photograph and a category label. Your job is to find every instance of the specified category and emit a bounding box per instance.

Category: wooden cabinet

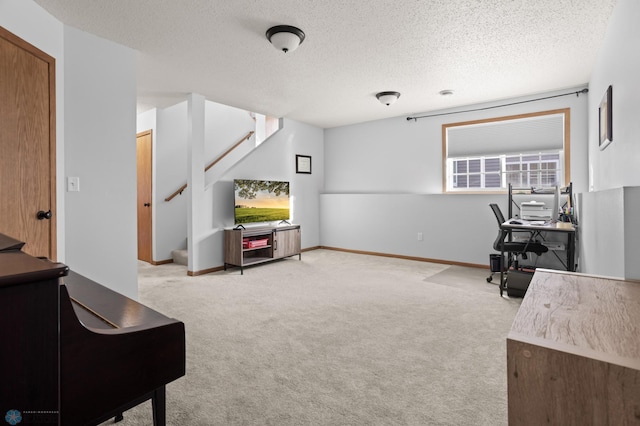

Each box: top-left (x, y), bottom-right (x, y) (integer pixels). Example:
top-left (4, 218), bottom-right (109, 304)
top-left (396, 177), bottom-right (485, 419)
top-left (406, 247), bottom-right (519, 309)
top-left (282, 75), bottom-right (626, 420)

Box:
top-left (507, 268), bottom-right (640, 425)
top-left (224, 225), bottom-right (301, 274)
top-left (273, 227), bottom-right (301, 259)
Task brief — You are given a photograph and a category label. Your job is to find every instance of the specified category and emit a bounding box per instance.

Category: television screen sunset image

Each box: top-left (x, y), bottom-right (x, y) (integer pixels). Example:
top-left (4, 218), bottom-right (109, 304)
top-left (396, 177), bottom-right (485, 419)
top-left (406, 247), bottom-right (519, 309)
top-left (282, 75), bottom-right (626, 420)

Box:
top-left (234, 180), bottom-right (290, 224)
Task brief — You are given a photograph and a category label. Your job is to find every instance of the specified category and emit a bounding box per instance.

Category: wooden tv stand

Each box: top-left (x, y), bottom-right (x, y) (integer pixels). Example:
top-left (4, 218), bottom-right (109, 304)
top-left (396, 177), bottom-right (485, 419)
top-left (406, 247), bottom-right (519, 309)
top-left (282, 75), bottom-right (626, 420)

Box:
top-left (224, 225), bottom-right (301, 274)
top-left (507, 269), bottom-right (640, 425)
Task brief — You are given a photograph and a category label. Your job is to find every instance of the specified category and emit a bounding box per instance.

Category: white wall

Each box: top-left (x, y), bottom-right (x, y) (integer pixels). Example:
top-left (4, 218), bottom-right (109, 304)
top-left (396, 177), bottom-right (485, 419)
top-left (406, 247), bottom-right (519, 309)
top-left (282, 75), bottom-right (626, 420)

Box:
top-left (204, 101), bottom-right (256, 162)
top-left (322, 88), bottom-right (588, 268)
top-left (3, 1), bottom-right (139, 298)
top-left (588, 0), bottom-right (640, 192)
top-left (203, 102), bottom-right (257, 187)
top-left (321, 193), bottom-right (498, 266)
top-left (63, 26), bottom-right (138, 298)
top-left (577, 188), bottom-right (626, 277)
top-left (624, 187), bottom-right (640, 279)
top-left (580, 0), bottom-right (640, 278)
top-left (0, 0), bottom-right (66, 260)
top-left (137, 109), bottom-right (157, 137)
top-left (156, 103), bottom-right (189, 261)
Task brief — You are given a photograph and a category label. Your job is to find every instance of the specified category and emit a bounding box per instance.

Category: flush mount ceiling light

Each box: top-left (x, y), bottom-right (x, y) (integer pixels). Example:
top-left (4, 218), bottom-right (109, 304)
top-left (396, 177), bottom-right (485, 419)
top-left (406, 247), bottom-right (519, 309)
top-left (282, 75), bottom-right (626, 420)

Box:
top-left (266, 25), bottom-right (305, 53)
top-left (376, 91), bottom-right (401, 106)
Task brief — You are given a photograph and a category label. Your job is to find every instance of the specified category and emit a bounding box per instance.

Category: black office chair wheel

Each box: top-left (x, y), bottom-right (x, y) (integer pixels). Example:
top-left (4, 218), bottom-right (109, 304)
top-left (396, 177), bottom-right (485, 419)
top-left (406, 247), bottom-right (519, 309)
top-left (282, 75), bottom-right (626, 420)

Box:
top-left (487, 276), bottom-right (493, 283)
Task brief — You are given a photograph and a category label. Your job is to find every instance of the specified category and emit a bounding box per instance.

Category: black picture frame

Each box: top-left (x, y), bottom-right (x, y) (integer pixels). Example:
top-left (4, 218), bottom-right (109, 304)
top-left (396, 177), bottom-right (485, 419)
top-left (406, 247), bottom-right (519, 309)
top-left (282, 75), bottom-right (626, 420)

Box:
top-left (599, 85), bottom-right (613, 150)
top-left (296, 155), bottom-right (311, 174)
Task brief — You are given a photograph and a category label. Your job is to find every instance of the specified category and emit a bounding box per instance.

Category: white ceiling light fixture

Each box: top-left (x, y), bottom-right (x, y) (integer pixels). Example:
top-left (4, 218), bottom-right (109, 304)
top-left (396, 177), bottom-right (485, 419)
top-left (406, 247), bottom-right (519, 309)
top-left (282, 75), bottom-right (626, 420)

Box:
top-left (376, 91), bottom-right (401, 106)
top-left (266, 25), bottom-right (305, 53)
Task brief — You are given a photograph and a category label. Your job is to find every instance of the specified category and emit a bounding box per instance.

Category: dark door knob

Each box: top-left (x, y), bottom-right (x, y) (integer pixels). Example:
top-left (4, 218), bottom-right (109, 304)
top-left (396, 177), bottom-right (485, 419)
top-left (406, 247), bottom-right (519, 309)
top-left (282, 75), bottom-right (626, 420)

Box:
top-left (144, 203), bottom-right (151, 207)
top-left (37, 210), bottom-right (52, 220)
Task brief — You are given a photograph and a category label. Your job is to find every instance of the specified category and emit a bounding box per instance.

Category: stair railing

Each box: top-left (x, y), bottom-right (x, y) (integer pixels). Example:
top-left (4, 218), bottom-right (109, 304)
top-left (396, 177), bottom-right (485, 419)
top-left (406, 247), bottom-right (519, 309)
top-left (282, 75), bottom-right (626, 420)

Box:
top-left (164, 131), bottom-right (254, 202)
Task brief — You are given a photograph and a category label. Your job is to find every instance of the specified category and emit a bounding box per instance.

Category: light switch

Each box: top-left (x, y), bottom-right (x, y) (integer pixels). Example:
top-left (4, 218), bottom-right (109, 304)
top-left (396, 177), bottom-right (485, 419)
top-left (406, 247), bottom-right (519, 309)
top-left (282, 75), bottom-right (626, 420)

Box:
top-left (67, 176), bottom-right (80, 192)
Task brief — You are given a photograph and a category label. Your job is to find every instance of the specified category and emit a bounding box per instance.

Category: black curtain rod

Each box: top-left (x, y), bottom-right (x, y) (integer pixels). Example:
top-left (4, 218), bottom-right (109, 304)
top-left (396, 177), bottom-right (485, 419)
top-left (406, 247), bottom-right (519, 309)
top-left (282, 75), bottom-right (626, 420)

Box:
top-left (406, 88), bottom-right (589, 122)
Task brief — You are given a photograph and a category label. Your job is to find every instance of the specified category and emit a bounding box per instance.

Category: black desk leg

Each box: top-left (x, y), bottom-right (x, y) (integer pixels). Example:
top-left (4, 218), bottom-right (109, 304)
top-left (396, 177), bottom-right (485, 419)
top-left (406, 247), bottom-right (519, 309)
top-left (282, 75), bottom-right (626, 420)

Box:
top-left (567, 232), bottom-right (575, 272)
top-left (152, 386), bottom-right (166, 426)
top-left (500, 239), bottom-right (505, 297)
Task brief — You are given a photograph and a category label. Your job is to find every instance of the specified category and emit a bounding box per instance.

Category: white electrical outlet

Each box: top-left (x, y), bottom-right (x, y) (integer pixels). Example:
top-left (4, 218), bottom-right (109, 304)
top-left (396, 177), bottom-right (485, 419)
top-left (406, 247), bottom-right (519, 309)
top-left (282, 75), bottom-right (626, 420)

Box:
top-left (417, 232), bottom-right (423, 241)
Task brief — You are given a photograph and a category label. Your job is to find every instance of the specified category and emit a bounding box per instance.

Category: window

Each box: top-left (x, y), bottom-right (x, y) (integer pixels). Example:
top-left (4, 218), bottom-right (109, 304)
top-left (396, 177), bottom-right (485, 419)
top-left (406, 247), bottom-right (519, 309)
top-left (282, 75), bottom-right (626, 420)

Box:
top-left (452, 156), bottom-right (499, 189)
top-left (451, 153), bottom-right (561, 190)
top-left (442, 109), bottom-right (570, 193)
top-left (505, 153), bottom-right (561, 188)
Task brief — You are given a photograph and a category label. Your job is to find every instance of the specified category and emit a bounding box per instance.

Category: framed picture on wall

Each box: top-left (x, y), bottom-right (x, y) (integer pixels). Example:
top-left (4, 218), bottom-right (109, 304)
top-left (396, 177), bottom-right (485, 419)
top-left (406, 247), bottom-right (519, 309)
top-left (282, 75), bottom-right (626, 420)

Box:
top-left (296, 155), bottom-right (311, 174)
top-left (599, 85), bottom-right (613, 150)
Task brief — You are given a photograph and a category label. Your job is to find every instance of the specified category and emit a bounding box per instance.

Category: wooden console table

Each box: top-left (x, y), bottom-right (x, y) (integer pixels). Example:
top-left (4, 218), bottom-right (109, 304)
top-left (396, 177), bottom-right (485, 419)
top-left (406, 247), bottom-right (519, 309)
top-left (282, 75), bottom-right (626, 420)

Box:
top-left (224, 225), bottom-right (301, 274)
top-left (507, 269), bottom-right (640, 425)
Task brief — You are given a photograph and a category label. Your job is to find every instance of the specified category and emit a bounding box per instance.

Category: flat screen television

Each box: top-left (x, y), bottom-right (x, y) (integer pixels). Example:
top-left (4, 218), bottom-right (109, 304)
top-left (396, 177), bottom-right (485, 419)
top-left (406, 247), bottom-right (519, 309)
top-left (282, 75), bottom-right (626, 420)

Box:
top-left (234, 179), bottom-right (290, 225)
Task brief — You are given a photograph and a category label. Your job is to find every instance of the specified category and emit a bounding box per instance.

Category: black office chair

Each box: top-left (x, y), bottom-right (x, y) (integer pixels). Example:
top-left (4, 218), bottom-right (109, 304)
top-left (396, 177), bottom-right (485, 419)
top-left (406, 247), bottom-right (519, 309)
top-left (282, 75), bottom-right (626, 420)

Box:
top-left (487, 203), bottom-right (548, 284)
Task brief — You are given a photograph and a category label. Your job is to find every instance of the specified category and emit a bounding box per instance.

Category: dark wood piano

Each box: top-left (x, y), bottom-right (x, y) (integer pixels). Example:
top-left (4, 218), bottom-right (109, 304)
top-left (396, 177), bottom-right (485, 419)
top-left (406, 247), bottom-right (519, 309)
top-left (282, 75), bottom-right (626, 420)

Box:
top-left (0, 234), bottom-right (186, 425)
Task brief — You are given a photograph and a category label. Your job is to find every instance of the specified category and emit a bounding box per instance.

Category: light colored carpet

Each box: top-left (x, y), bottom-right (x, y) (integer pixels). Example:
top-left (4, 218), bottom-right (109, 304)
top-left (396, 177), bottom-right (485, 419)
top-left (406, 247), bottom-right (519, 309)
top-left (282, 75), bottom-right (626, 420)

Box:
top-left (101, 249), bottom-right (521, 425)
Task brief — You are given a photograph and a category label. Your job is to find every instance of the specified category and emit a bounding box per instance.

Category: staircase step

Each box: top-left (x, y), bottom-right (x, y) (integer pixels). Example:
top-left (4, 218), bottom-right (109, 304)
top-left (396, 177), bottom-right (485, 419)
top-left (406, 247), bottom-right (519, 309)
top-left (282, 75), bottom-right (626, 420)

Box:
top-left (172, 249), bottom-right (188, 265)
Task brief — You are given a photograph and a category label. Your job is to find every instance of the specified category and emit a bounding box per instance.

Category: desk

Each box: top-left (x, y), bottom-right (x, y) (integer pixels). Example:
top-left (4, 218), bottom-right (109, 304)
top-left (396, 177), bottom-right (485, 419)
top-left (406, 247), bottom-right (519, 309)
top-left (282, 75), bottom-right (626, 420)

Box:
top-left (499, 219), bottom-right (576, 296)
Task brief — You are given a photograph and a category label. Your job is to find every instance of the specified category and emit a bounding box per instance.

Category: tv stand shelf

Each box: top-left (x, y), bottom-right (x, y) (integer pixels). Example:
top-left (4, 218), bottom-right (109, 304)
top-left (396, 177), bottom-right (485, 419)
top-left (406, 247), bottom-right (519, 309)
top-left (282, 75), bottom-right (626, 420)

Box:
top-left (224, 225), bottom-right (301, 274)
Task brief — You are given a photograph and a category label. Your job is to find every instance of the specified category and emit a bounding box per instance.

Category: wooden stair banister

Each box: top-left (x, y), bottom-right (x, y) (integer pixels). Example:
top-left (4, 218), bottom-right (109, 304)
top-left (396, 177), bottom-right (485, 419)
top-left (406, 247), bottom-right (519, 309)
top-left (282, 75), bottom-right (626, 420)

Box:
top-left (165, 131), bottom-right (254, 202)
top-left (204, 130), bottom-right (254, 172)
top-left (165, 183), bottom-right (188, 202)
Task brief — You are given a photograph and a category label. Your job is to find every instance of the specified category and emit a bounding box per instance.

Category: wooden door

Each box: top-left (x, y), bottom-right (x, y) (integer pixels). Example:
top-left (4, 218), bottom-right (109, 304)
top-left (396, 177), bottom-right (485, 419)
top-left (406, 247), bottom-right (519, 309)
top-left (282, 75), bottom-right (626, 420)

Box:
top-left (136, 130), bottom-right (153, 262)
top-left (0, 27), bottom-right (56, 259)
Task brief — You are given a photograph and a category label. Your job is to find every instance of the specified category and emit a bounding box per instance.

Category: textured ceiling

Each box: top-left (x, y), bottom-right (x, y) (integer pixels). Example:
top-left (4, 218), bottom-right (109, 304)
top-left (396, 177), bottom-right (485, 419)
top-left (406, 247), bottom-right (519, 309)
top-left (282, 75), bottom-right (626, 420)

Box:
top-left (34, 0), bottom-right (617, 129)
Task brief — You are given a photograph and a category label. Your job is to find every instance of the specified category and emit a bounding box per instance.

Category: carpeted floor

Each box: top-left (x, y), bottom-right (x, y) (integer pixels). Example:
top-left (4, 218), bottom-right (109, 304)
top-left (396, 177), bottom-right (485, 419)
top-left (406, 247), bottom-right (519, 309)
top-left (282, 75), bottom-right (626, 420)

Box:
top-left (100, 249), bottom-right (521, 425)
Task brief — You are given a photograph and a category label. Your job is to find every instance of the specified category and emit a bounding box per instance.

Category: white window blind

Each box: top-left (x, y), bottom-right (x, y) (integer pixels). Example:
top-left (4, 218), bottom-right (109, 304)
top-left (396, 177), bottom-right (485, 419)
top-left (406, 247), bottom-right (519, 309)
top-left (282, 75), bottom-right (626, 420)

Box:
top-left (446, 113), bottom-right (564, 157)
top-left (442, 109), bottom-right (570, 192)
